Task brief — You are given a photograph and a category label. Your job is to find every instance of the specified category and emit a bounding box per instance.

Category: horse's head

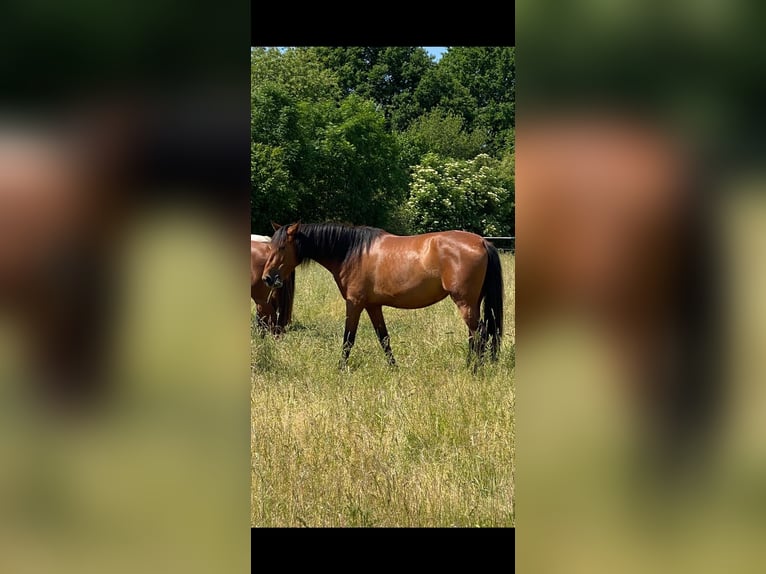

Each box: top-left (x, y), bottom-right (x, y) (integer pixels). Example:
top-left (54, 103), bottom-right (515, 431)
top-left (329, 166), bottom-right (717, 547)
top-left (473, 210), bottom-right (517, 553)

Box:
top-left (262, 222), bottom-right (299, 289)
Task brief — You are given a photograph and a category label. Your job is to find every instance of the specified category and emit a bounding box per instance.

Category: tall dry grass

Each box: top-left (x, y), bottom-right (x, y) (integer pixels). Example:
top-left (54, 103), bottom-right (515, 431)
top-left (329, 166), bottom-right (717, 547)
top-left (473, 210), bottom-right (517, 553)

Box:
top-left (251, 253), bottom-right (514, 527)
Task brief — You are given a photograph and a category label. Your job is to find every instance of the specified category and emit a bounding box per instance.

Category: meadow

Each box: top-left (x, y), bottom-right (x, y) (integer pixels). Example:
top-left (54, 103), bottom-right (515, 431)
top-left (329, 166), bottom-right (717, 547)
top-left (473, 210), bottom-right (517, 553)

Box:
top-left (251, 252), bottom-right (514, 527)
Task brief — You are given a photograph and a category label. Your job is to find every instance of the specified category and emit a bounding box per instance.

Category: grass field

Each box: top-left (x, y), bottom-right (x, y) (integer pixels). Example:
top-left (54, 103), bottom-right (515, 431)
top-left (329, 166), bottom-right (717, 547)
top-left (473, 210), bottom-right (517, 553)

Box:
top-left (251, 252), bottom-right (515, 527)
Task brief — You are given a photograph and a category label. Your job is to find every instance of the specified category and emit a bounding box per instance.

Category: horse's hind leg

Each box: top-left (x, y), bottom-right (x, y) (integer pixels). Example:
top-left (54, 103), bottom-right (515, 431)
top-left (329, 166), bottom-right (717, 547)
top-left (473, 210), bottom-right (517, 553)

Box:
top-left (366, 305), bottom-right (396, 366)
top-left (451, 297), bottom-right (484, 369)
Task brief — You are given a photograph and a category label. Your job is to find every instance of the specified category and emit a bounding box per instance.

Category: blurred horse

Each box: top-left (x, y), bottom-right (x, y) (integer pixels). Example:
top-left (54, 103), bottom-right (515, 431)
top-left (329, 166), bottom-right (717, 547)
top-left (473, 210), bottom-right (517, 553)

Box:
top-left (516, 112), bottom-right (717, 466)
top-left (250, 236), bottom-right (294, 336)
top-left (0, 96), bottom-right (247, 410)
top-left (0, 119), bottom-right (124, 408)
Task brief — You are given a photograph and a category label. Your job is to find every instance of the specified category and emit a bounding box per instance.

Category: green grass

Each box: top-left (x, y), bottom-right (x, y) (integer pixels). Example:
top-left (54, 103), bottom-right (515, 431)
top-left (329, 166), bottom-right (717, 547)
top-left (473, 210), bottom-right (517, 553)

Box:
top-left (251, 253), bottom-right (514, 527)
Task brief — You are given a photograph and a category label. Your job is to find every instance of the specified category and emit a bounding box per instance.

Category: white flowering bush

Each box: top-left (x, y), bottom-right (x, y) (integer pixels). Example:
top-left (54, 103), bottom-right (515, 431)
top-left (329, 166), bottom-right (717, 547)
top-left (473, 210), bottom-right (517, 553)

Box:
top-left (406, 153), bottom-right (513, 235)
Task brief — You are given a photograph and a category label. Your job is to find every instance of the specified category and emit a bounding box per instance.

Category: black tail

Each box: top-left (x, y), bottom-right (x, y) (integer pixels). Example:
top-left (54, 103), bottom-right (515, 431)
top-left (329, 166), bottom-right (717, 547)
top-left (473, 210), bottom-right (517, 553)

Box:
top-left (652, 169), bottom-right (721, 478)
top-left (274, 270), bottom-right (295, 333)
top-left (481, 241), bottom-right (504, 361)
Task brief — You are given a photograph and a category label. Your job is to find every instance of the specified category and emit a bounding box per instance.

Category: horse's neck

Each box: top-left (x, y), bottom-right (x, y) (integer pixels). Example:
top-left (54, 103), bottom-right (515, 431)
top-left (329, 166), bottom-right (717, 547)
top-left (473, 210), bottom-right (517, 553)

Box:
top-left (309, 257), bottom-right (346, 288)
top-left (298, 231), bottom-right (350, 289)
top-left (312, 257), bottom-right (342, 276)
top-left (322, 259), bottom-right (350, 298)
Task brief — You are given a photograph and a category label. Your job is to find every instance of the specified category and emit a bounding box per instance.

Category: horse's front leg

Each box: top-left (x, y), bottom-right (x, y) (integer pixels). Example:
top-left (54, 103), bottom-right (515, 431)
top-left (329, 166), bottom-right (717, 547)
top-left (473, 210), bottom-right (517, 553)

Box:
top-left (366, 304), bottom-right (396, 366)
top-left (340, 300), bottom-right (363, 370)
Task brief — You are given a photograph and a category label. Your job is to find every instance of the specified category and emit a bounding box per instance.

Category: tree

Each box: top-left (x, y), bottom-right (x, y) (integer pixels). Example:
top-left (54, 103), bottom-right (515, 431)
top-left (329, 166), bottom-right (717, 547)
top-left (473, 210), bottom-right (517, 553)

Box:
top-left (417, 47), bottom-right (515, 156)
top-left (414, 60), bottom-right (477, 126)
top-left (250, 143), bottom-right (296, 233)
top-left (251, 46), bottom-right (515, 234)
top-left (407, 153), bottom-right (513, 236)
top-left (251, 47), bottom-right (341, 103)
top-left (308, 47), bottom-right (434, 131)
top-left (251, 48), bottom-right (406, 230)
top-left (306, 95), bottom-right (407, 226)
top-left (398, 107), bottom-right (488, 168)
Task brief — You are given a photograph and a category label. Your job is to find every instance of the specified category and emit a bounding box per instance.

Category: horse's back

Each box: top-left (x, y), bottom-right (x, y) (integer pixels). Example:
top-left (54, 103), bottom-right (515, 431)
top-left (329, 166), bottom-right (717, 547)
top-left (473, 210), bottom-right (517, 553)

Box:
top-left (379, 229), bottom-right (485, 251)
top-left (362, 230), bottom-right (489, 307)
top-left (431, 230), bottom-right (488, 256)
top-left (373, 230), bottom-right (485, 268)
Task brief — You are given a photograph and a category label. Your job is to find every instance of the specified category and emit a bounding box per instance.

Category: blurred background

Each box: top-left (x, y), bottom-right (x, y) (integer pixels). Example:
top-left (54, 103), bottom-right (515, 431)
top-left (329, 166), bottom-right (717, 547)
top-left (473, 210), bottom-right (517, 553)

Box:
top-left (0, 1), bottom-right (250, 572)
top-left (517, 0), bottom-right (766, 572)
top-left (9, 0), bottom-right (766, 568)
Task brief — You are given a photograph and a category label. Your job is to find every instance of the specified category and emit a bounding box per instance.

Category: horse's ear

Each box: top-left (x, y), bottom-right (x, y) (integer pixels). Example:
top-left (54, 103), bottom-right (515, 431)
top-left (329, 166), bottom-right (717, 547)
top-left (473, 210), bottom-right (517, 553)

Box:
top-left (271, 222), bottom-right (281, 231)
top-left (286, 222), bottom-right (299, 238)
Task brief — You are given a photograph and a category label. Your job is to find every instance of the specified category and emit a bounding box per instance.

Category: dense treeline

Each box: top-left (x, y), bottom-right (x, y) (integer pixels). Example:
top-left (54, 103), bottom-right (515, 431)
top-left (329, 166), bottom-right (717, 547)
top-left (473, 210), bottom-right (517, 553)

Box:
top-left (251, 47), bottom-right (514, 236)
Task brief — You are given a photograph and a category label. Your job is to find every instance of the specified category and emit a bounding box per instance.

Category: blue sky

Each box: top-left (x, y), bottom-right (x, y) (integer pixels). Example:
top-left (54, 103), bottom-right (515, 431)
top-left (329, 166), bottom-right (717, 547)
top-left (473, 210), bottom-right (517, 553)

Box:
top-left (424, 47), bottom-right (447, 62)
top-left (269, 46), bottom-right (448, 62)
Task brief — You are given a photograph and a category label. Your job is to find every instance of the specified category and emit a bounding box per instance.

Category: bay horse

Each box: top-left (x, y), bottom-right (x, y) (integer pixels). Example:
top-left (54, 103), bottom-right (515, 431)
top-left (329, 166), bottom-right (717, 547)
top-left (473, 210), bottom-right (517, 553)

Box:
top-left (0, 96), bottom-right (253, 411)
top-left (516, 112), bottom-right (718, 469)
top-left (0, 118), bottom-right (125, 408)
top-left (261, 222), bottom-right (504, 369)
top-left (250, 236), bottom-right (294, 336)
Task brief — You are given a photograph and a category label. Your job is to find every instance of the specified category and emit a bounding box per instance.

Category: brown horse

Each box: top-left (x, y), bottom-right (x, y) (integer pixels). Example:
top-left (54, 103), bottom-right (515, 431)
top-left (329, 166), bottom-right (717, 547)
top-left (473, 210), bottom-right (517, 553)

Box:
top-left (250, 236), bottom-right (294, 336)
top-left (0, 97), bottom-right (253, 410)
top-left (516, 112), bottom-right (717, 467)
top-left (261, 222), bottom-right (504, 369)
top-left (0, 118), bottom-right (125, 408)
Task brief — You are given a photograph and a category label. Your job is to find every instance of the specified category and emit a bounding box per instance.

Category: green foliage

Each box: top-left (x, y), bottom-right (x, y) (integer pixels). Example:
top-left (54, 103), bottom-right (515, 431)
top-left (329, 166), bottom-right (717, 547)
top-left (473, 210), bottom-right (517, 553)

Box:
top-left (399, 107), bottom-right (488, 167)
top-left (251, 47), bottom-right (515, 235)
top-left (418, 47), bottom-right (515, 156)
top-left (305, 95), bottom-right (407, 226)
top-left (251, 48), bottom-right (407, 231)
top-left (250, 83), bottom-right (301, 152)
top-left (250, 143), bottom-right (297, 234)
top-left (309, 47), bottom-right (434, 131)
top-left (497, 150), bottom-right (515, 235)
top-left (251, 47), bottom-right (341, 103)
top-left (407, 153), bottom-right (513, 236)
top-left (415, 62), bottom-right (477, 126)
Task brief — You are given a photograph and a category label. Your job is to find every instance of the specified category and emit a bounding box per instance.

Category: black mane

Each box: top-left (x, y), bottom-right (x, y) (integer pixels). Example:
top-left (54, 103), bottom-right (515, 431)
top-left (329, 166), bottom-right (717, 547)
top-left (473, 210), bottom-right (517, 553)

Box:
top-left (272, 222), bottom-right (384, 264)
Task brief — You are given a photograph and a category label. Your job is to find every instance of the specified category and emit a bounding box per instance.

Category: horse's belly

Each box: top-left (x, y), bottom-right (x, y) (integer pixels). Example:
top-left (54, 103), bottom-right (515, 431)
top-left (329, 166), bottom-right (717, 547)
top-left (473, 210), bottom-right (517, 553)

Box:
top-left (371, 277), bottom-right (447, 309)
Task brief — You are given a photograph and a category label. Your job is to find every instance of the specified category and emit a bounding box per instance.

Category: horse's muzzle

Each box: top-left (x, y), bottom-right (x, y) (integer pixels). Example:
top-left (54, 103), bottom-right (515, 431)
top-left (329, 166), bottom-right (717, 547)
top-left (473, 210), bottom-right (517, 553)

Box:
top-left (263, 274), bottom-right (283, 289)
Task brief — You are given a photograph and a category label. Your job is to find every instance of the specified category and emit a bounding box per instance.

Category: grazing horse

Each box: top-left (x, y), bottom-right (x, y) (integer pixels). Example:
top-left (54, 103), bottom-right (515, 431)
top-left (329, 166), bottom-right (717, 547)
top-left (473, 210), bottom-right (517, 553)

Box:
top-left (261, 222), bottom-right (504, 369)
top-left (250, 236), bottom-right (294, 336)
top-left (516, 112), bottom-right (717, 467)
top-left (0, 121), bottom-right (123, 408)
top-left (0, 98), bottom-right (252, 409)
